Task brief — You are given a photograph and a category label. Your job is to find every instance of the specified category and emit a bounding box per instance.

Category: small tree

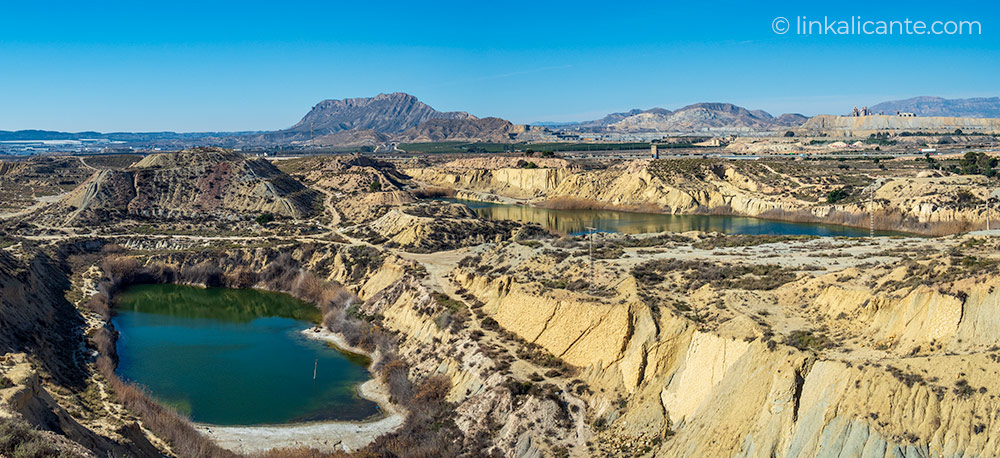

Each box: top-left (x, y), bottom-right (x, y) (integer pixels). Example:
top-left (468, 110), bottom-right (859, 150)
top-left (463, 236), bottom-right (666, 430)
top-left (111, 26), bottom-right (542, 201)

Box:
top-left (255, 213), bottom-right (274, 226)
top-left (826, 187), bottom-right (850, 204)
top-left (784, 131), bottom-right (795, 137)
top-left (369, 181), bottom-right (382, 192)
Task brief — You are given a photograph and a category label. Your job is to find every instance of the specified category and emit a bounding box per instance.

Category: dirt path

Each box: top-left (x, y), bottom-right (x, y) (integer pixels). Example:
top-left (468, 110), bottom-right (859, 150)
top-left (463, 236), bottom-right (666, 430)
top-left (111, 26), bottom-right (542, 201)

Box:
top-left (0, 192), bottom-right (68, 220)
top-left (78, 156), bottom-right (99, 171)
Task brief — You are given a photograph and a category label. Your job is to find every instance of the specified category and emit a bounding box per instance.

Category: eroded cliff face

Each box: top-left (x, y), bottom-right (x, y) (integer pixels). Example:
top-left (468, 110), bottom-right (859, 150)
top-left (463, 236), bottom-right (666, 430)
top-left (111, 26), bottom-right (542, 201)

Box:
top-left (406, 159), bottom-right (991, 234)
top-left (407, 167), bottom-right (570, 200)
top-left (0, 245), bottom-right (167, 457)
top-left (445, 235), bottom-right (1000, 457)
top-left (5, 227), bottom-right (999, 458)
top-left (0, 248), bottom-right (86, 387)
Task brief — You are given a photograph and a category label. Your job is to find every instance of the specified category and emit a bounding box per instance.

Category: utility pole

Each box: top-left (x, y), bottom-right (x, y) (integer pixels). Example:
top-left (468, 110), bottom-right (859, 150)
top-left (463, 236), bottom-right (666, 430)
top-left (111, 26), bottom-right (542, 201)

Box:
top-left (587, 226), bottom-right (596, 295)
top-left (988, 184), bottom-right (993, 231)
top-left (869, 186), bottom-right (875, 240)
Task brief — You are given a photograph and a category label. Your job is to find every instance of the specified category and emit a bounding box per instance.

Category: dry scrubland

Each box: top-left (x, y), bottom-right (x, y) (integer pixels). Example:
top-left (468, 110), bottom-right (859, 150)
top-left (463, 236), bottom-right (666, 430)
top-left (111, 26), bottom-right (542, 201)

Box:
top-left (0, 147), bottom-right (998, 457)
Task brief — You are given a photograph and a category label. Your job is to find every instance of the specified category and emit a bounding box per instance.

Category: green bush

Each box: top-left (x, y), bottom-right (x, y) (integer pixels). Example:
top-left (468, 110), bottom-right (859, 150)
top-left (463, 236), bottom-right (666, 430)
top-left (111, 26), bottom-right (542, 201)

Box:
top-left (826, 187), bottom-right (851, 204)
top-left (255, 212), bottom-right (275, 225)
top-left (785, 330), bottom-right (833, 351)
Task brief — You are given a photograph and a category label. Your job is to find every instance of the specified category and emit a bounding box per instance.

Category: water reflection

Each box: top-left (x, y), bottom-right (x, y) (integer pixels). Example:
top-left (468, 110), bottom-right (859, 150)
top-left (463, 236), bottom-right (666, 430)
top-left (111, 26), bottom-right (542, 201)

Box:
top-left (113, 284), bottom-right (376, 425)
top-left (442, 198), bottom-right (894, 237)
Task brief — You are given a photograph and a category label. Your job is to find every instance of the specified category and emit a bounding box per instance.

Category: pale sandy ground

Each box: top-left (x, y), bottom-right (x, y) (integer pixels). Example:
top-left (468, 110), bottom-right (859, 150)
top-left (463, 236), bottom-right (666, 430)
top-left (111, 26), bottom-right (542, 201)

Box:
top-left (194, 330), bottom-right (405, 454)
top-left (0, 192), bottom-right (66, 219)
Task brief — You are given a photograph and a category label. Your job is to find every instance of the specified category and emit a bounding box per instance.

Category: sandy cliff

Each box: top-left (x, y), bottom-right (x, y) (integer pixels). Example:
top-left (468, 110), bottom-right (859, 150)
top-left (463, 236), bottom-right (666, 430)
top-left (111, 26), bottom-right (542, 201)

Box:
top-left (406, 159), bottom-right (991, 234)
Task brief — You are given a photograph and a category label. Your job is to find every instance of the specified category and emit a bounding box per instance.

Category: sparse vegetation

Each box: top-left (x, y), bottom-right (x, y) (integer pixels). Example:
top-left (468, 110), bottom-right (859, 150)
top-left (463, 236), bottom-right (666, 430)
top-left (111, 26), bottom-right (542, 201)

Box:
top-left (630, 259), bottom-right (798, 290)
top-left (785, 330), bottom-right (834, 351)
top-left (0, 418), bottom-right (84, 458)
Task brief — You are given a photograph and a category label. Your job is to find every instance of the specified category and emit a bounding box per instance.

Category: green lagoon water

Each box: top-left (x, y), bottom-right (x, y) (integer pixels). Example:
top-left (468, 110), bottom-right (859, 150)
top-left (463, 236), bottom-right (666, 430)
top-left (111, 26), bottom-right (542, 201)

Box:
top-left (112, 284), bottom-right (379, 426)
top-left (440, 198), bottom-right (900, 237)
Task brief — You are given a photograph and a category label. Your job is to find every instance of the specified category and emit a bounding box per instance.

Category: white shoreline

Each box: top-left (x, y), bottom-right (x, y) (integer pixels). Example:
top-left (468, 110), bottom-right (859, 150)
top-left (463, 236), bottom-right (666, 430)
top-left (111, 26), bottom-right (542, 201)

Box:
top-left (195, 328), bottom-right (405, 454)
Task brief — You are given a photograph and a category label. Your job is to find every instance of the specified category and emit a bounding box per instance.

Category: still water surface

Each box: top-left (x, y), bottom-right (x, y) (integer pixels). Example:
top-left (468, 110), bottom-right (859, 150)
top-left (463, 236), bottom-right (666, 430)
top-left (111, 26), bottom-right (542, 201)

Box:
top-left (113, 284), bottom-right (378, 425)
top-left (441, 198), bottom-right (898, 237)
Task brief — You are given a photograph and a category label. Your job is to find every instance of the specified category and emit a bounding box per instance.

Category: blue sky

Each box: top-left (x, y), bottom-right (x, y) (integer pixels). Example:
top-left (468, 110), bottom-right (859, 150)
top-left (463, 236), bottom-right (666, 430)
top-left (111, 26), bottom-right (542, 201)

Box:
top-left (1, 1), bottom-right (997, 132)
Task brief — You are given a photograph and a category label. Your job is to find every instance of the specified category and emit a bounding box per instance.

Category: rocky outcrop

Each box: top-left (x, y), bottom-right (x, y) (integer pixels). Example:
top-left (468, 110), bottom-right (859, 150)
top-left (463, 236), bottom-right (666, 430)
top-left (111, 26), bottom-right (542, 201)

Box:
top-left (287, 92), bottom-right (474, 136)
top-left (397, 117), bottom-right (516, 143)
top-left (311, 129), bottom-right (389, 147)
top-left (369, 202), bottom-right (526, 252)
top-left (53, 147), bottom-right (319, 224)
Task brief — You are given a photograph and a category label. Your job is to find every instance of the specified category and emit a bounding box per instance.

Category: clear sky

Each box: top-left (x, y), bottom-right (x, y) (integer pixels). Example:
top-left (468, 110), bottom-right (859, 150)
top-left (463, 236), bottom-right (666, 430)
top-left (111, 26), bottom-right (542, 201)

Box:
top-left (1, 0), bottom-right (997, 132)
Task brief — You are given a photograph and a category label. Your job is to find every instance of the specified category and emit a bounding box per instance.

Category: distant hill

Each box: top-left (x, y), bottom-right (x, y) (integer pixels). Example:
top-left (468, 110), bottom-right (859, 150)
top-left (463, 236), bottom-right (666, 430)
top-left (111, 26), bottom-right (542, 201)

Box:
top-left (601, 103), bottom-right (806, 133)
top-left (0, 130), bottom-right (256, 142)
top-left (556, 103), bottom-right (806, 133)
top-left (50, 147), bottom-right (319, 224)
top-left (285, 92), bottom-right (474, 136)
top-left (869, 96), bottom-right (1000, 118)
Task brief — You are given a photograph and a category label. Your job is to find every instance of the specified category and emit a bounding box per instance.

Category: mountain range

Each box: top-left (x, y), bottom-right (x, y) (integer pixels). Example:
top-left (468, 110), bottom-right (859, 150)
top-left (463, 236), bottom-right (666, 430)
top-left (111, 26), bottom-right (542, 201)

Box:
top-left (542, 103), bottom-right (807, 133)
top-left (4, 94), bottom-right (1000, 153)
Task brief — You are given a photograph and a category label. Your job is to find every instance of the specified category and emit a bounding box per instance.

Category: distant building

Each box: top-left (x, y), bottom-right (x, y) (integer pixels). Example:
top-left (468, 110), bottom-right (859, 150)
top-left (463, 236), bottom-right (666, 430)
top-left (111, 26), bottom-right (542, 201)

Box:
top-left (897, 112), bottom-right (916, 117)
top-left (650, 144), bottom-right (659, 159)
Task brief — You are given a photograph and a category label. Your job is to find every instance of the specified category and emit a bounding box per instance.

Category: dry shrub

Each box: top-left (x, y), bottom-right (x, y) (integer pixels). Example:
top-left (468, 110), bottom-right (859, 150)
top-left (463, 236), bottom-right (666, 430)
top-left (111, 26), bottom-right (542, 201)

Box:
top-left (412, 375), bottom-right (450, 407)
top-left (100, 243), bottom-right (125, 254)
top-left (291, 272), bottom-right (328, 305)
top-left (91, 327), bottom-right (115, 358)
top-left (180, 261), bottom-right (225, 287)
top-left (379, 357), bottom-right (413, 404)
top-left (260, 254), bottom-right (299, 289)
top-left (0, 417), bottom-right (83, 458)
top-left (227, 267), bottom-right (260, 289)
top-left (413, 187), bottom-right (457, 198)
top-left (101, 256), bottom-right (141, 285)
top-left (86, 293), bottom-right (110, 320)
top-left (361, 374), bottom-right (462, 458)
top-left (141, 261), bottom-right (177, 284)
top-left (253, 447), bottom-right (349, 458)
